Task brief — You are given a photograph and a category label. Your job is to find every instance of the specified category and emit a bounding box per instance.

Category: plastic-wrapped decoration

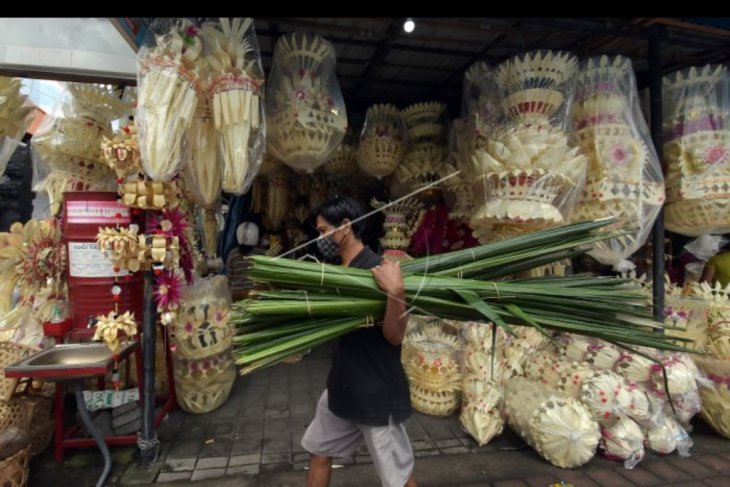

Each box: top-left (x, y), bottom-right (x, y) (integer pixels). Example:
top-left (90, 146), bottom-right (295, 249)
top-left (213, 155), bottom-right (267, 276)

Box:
top-left (695, 357), bottom-right (730, 438)
top-left (394, 145), bottom-right (448, 201)
top-left (571, 56), bottom-right (665, 271)
top-left (580, 370), bottom-right (633, 423)
top-left (460, 377), bottom-right (504, 446)
top-left (558, 362), bottom-right (596, 399)
top-left (0, 77), bottom-right (34, 176)
top-left (136, 19), bottom-right (202, 181)
top-left (470, 50), bottom-right (586, 243)
top-left (171, 275), bottom-right (235, 414)
top-left (615, 350), bottom-right (656, 384)
top-left (201, 18), bottom-right (265, 194)
top-left (358, 104), bottom-right (406, 178)
top-left (663, 293), bottom-right (709, 351)
top-left (401, 102), bottom-right (448, 148)
top-left (264, 165), bottom-right (292, 231)
top-left (267, 32), bottom-right (347, 173)
top-left (461, 62), bottom-right (500, 132)
top-left (600, 417), bottom-right (645, 469)
top-left (561, 334), bottom-right (596, 362)
top-left (663, 65), bottom-right (730, 236)
top-left (32, 83), bottom-right (127, 214)
top-left (645, 413), bottom-right (693, 456)
top-left (505, 377), bottom-right (600, 468)
top-left (325, 142), bottom-right (358, 177)
top-left (371, 198), bottom-right (421, 261)
top-left (523, 351), bottom-right (565, 387)
top-left (585, 341), bottom-right (621, 370)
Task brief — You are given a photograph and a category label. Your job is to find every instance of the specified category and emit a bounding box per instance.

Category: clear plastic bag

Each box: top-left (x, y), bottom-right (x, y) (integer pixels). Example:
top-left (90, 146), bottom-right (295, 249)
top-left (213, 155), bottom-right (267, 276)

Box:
top-left (469, 50), bottom-right (586, 243)
top-left (358, 104), bottom-right (406, 179)
top-left (202, 18), bottom-right (266, 194)
top-left (663, 65), bottom-right (730, 236)
top-left (600, 417), bottom-right (646, 469)
top-left (266, 32), bottom-right (347, 173)
top-left (136, 18), bottom-right (202, 181)
top-left (570, 55), bottom-right (665, 270)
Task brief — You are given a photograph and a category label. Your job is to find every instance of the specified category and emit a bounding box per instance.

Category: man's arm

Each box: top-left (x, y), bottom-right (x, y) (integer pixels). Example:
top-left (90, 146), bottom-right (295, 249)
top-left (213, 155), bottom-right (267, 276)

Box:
top-left (371, 260), bottom-right (409, 346)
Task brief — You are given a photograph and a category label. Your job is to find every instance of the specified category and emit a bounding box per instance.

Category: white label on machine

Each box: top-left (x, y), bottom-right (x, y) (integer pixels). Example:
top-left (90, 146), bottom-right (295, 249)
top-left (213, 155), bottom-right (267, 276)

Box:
top-left (68, 241), bottom-right (129, 278)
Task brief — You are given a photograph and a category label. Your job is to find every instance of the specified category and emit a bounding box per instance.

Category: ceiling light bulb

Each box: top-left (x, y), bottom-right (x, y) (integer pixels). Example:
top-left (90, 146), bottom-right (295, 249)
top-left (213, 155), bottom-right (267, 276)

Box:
top-left (404, 18), bottom-right (415, 33)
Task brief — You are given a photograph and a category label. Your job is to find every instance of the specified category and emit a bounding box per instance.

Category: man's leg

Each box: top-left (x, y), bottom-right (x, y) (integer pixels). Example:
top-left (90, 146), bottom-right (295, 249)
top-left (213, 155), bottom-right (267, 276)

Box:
top-left (405, 472), bottom-right (418, 487)
top-left (360, 417), bottom-right (415, 487)
top-left (301, 391), bottom-right (362, 487)
top-left (306, 454), bottom-right (333, 487)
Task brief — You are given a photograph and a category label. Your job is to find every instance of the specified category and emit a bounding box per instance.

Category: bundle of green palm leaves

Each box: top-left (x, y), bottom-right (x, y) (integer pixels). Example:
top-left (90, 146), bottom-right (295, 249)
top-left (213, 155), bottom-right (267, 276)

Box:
top-left (231, 218), bottom-right (691, 375)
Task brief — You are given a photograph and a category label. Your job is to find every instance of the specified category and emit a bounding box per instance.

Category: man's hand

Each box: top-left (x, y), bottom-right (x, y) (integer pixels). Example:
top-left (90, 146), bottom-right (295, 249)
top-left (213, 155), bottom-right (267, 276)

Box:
top-left (371, 260), bottom-right (405, 297)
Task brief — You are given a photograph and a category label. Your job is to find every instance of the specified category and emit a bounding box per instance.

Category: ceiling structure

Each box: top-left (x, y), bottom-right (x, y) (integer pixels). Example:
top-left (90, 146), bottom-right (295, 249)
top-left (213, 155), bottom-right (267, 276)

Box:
top-left (1, 17), bottom-right (727, 121)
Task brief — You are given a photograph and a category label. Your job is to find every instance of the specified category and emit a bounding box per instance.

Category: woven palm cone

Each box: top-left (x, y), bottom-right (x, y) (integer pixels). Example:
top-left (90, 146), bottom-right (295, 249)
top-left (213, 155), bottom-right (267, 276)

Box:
top-left (358, 104), bottom-right (406, 178)
top-left (662, 64), bottom-right (730, 236)
top-left (571, 57), bottom-right (665, 265)
top-left (371, 197), bottom-right (421, 259)
top-left (324, 143), bottom-right (357, 177)
top-left (469, 123), bottom-right (586, 243)
top-left (505, 377), bottom-right (600, 468)
top-left (101, 123), bottom-right (142, 179)
top-left (136, 19), bottom-right (202, 182)
top-left (497, 50), bottom-right (577, 125)
top-left (267, 32), bottom-right (346, 172)
top-left (202, 18), bottom-right (265, 194)
top-left (395, 145), bottom-right (448, 202)
top-left (401, 102), bottom-right (447, 129)
top-left (440, 161), bottom-right (475, 222)
top-left (0, 76), bottom-right (34, 175)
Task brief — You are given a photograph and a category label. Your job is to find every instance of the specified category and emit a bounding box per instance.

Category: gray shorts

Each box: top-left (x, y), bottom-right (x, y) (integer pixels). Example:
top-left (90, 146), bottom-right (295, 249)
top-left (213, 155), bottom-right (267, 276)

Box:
top-left (301, 390), bottom-right (414, 487)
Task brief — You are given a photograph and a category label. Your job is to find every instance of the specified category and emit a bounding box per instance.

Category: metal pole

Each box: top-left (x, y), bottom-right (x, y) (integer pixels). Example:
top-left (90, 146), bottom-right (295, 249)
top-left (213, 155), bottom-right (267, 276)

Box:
top-left (649, 24), bottom-right (665, 322)
top-left (137, 269), bottom-right (159, 465)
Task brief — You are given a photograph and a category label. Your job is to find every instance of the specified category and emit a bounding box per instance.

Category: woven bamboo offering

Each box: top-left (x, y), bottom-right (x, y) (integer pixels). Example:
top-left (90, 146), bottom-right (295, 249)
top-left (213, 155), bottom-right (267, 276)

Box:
top-left (505, 377), bottom-right (600, 469)
top-left (183, 100), bottom-right (221, 208)
top-left (101, 123), bottom-right (141, 179)
top-left (137, 20), bottom-right (201, 181)
top-left (267, 33), bottom-right (346, 172)
top-left (469, 121), bottom-right (586, 243)
top-left (358, 104), bottom-right (406, 178)
top-left (371, 197), bottom-right (421, 253)
top-left (570, 56), bottom-right (665, 266)
top-left (203, 18), bottom-right (264, 194)
top-left (0, 77), bottom-right (33, 175)
top-left (120, 179), bottom-right (180, 210)
top-left (396, 145), bottom-right (448, 195)
top-left (324, 143), bottom-right (357, 177)
top-left (662, 65), bottom-right (730, 236)
top-left (172, 277), bottom-right (234, 413)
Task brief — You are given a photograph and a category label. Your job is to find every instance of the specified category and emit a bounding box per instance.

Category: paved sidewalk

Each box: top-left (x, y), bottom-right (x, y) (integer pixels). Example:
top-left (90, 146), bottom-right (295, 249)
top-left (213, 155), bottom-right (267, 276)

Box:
top-left (28, 345), bottom-right (730, 486)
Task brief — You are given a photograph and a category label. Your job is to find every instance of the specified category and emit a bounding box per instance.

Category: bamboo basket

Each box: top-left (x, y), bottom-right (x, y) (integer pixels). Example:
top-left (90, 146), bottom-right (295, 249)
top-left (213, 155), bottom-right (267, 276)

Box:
top-left (0, 445), bottom-right (30, 487)
top-left (0, 343), bottom-right (34, 402)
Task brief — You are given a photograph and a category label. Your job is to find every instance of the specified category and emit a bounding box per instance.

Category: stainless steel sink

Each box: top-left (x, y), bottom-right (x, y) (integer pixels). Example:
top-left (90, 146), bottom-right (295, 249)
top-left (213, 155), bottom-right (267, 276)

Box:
top-left (4, 341), bottom-right (138, 382)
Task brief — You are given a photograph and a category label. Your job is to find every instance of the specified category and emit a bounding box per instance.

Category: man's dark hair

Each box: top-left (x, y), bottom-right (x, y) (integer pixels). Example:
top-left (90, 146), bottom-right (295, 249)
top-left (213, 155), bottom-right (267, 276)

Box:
top-left (315, 195), bottom-right (366, 239)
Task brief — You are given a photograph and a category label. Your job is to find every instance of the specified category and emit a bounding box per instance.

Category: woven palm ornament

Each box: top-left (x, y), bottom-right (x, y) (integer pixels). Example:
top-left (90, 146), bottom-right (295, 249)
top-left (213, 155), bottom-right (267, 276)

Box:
top-left (505, 377), bottom-right (600, 468)
top-left (663, 65), bottom-right (730, 236)
top-left (358, 104), bottom-right (406, 178)
top-left (267, 32), bottom-right (347, 172)
top-left (571, 55), bottom-right (665, 267)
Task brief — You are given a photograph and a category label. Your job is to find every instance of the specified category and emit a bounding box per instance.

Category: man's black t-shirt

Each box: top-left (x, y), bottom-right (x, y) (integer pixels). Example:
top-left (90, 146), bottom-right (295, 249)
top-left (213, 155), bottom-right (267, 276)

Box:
top-left (326, 246), bottom-right (412, 426)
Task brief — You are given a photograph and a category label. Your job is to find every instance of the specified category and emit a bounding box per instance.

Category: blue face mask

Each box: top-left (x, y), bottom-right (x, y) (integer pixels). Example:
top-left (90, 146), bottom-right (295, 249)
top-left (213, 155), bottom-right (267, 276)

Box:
top-left (317, 234), bottom-right (340, 263)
